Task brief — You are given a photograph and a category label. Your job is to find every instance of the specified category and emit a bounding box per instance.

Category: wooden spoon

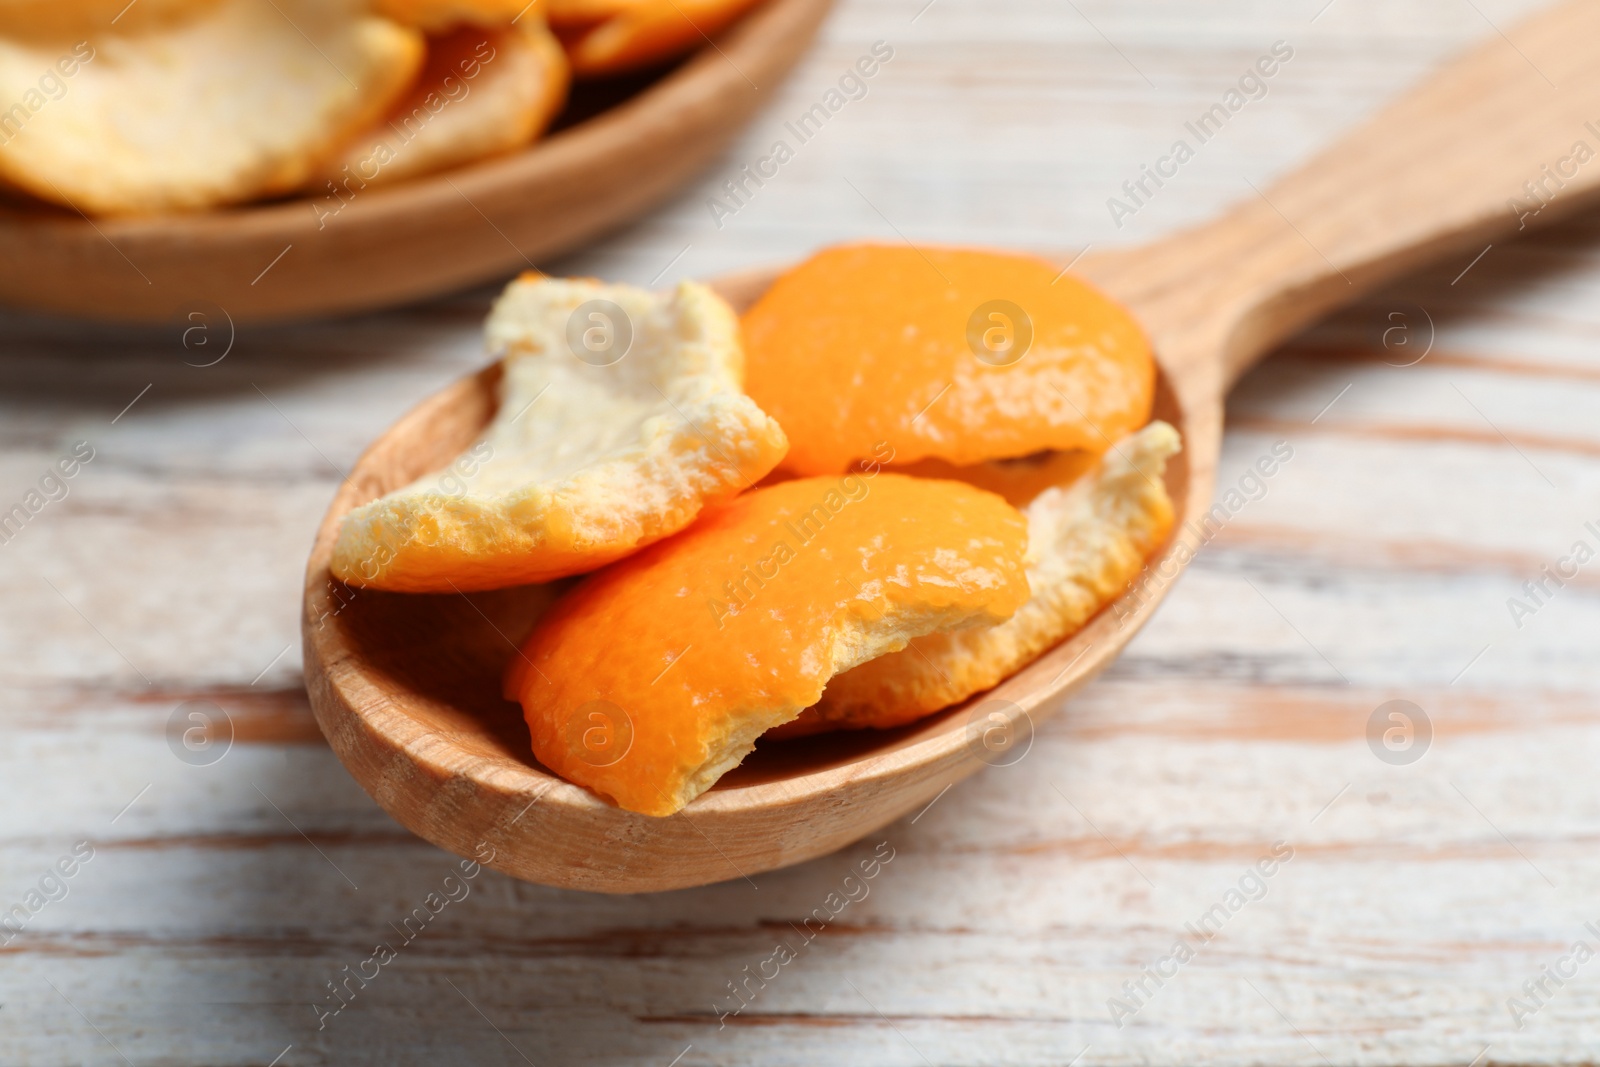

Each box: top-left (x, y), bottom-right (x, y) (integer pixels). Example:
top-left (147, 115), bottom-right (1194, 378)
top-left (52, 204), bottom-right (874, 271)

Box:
top-left (303, 0), bottom-right (1600, 892)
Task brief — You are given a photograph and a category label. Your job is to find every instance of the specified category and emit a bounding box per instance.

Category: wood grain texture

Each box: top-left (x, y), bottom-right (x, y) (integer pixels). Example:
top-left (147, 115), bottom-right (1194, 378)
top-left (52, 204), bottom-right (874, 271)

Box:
top-left (5, 0), bottom-right (1599, 1063)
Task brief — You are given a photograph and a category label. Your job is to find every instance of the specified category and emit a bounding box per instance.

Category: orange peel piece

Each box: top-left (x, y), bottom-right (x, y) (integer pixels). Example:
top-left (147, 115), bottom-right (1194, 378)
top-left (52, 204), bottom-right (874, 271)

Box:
top-left (313, 19), bottom-right (568, 190)
top-left (775, 421), bottom-right (1181, 737)
top-left (545, 0), bottom-right (645, 30)
top-left (505, 473), bottom-right (1032, 815)
top-left (330, 274), bottom-right (788, 592)
top-left (742, 243), bottom-right (1156, 475)
top-left (560, 0), bottom-right (765, 77)
top-left (376, 0), bottom-right (534, 30)
top-left (0, 0), bottom-right (424, 215)
top-left (890, 449), bottom-right (1098, 509)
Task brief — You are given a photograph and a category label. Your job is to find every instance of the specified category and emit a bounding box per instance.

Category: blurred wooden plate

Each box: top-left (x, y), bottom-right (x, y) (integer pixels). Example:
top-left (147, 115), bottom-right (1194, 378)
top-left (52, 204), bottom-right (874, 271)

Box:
top-left (0, 0), bottom-right (833, 325)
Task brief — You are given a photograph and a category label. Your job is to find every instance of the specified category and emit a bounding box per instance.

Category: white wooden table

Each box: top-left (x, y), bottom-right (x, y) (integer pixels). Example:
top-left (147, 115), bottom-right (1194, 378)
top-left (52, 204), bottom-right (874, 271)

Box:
top-left (4, 1), bottom-right (1595, 1063)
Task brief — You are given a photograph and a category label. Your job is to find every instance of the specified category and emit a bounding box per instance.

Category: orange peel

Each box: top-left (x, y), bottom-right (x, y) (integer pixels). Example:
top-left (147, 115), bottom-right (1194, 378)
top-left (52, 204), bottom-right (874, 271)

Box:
top-left (0, 0), bottom-right (424, 215)
top-left (560, 0), bottom-right (765, 77)
top-left (376, 0), bottom-right (535, 30)
top-left (774, 421), bottom-right (1181, 737)
top-left (313, 19), bottom-right (568, 190)
top-left (889, 449), bottom-right (1098, 509)
top-left (330, 274), bottom-right (788, 592)
top-left (504, 473), bottom-right (1032, 815)
top-left (545, 0), bottom-right (645, 30)
top-left (742, 243), bottom-right (1156, 475)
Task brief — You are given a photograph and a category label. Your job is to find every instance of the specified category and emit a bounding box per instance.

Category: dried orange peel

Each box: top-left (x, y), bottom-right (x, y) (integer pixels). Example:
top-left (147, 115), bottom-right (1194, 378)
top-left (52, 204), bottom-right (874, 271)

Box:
top-left (890, 449), bottom-right (1099, 509)
top-left (558, 0), bottom-right (766, 77)
top-left (376, 0), bottom-right (535, 30)
top-left (313, 19), bottom-right (568, 191)
top-left (546, 0), bottom-right (644, 29)
top-left (0, 0), bottom-right (424, 215)
top-left (775, 421), bottom-right (1180, 736)
top-left (330, 274), bottom-right (788, 592)
top-left (504, 473), bottom-right (1032, 815)
top-left (742, 243), bottom-right (1156, 476)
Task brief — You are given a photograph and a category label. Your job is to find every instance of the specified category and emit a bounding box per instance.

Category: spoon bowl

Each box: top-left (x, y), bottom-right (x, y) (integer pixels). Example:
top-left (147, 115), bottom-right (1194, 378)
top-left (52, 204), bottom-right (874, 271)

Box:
top-left (303, 0), bottom-right (1600, 891)
top-left (302, 274), bottom-right (1198, 893)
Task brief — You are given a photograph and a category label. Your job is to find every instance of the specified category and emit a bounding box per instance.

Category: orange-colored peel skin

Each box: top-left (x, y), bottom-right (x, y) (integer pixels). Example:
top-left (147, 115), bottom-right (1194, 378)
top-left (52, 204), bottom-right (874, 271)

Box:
top-left (772, 421), bottom-right (1181, 738)
top-left (889, 450), bottom-right (1098, 508)
top-left (561, 0), bottom-right (766, 76)
top-left (547, 0), bottom-right (646, 30)
top-left (377, 0), bottom-right (534, 30)
top-left (506, 473), bottom-right (1031, 815)
top-left (742, 244), bottom-right (1156, 475)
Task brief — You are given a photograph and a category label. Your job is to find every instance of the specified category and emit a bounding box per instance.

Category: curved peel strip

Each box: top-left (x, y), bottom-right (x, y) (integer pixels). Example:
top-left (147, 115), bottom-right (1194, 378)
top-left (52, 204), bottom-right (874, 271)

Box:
top-left (889, 449), bottom-right (1098, 509)
top-left (0, 0), bottom-right (424, 215)
top-left (546, 0), bottom-right (646, 30)
top-left (330, 275), bottom-right (788, 592)
top-left (313, 20), bottom-right (569, 190)
top-left (774, 421), bottom-right (1181, 737)
top-left (506, 474), bottom-right (1032, 815)
top-left (743, 244), bottom-right (1156, 475)
top-left (377, 0), bottom-right (533, 30)
top-left (561, 0), bottom-right (765, 77)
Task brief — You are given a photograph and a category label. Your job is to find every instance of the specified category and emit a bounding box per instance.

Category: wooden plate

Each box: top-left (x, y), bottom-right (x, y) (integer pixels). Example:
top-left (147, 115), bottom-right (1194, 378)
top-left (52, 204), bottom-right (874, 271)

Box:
top-left (0, 0), bottom-right (833, 325)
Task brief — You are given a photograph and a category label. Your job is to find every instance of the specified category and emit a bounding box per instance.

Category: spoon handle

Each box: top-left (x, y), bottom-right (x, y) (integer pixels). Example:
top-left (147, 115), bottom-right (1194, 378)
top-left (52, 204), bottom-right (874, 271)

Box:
top-left (1096, 0), bottom-right (1600, 389)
